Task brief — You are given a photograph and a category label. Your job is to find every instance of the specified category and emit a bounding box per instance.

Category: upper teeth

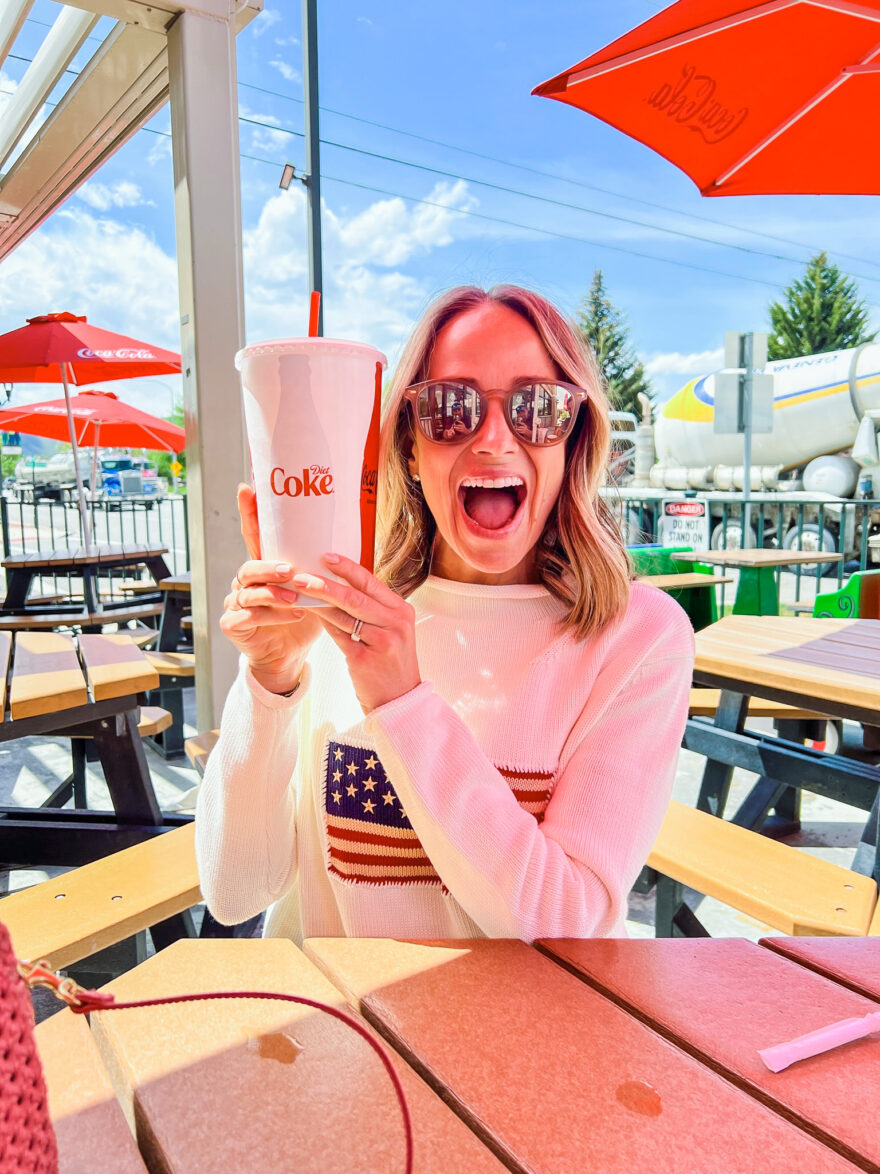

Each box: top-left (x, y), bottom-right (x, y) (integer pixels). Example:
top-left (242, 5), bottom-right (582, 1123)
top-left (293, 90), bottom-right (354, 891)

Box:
top-left (460, 477), bottom-right (524, 489)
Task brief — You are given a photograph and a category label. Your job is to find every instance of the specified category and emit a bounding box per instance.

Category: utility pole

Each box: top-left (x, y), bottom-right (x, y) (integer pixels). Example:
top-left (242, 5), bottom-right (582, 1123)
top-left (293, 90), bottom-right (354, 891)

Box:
top-left (302, 0), bottom-right (323, 335)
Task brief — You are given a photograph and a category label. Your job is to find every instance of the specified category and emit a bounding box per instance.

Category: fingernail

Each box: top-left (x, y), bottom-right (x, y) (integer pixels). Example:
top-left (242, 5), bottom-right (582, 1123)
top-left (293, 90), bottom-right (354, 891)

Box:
top-left (292, 573), bottom-right (324, 591)
top-left (290, 609), bottom-right (305, 620)
top-left (275, 562), bottom-right (292, 576)
top-left (277, 587), bottom-right (299, 601)
top-left (323, 552), bottom-right (340, 564)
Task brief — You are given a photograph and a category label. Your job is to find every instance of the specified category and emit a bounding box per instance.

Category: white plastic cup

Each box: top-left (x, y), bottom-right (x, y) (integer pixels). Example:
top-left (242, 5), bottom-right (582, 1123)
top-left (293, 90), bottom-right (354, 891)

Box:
top-left (236, 337), bottom-right (387, 602)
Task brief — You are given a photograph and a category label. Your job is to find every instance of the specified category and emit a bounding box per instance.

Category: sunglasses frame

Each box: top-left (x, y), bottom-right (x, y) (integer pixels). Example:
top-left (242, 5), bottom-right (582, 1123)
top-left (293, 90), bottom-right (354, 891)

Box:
top-left (403, 378), bottom-right (588, 447)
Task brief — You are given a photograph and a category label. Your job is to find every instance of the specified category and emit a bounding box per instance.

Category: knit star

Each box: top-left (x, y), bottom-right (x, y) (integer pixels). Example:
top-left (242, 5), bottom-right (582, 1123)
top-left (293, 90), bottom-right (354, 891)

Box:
top-left (346, 762), bottom-right (358, 776)
top-left (364, 754), bottom-right (378, 770)
top-left (382, 791), bottom-right (395, 806)
top-left (332, 769), bottom-right (342, 783)
top-left (333, 748), bottom-right (343, 761)
top-left (331, 790), bottom-right (342, 804)
top-left (362, 776), bottom-right (377, 792)
top-left (362, 798), bottom-right (376, 815)
top-left (346, 782), bottom-right (357, 798)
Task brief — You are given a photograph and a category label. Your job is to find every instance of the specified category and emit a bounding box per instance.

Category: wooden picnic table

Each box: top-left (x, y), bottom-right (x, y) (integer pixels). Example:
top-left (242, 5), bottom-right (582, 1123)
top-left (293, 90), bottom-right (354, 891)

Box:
top-left (684, 614), bottom-right (880, 855)
top-left (0, 630), bottom-right (188, 868)
top-left (673, 547), bottom-right (844, 615)
top-left (157, 570), bottom-right (191, 651)
top-left (637, 571), bottom-right (733, 590)
top-left (1, 542), bottom-right (171, 615)
top-left (46, 935), bottom-right (880, 1173)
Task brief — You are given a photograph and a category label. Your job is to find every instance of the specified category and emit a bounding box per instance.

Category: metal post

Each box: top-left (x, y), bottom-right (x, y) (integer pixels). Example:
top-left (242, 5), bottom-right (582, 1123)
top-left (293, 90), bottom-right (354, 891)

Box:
top-left (739, 333), bottom-right (754, 543)
top-left (302, 0), bottom-right (323, 335)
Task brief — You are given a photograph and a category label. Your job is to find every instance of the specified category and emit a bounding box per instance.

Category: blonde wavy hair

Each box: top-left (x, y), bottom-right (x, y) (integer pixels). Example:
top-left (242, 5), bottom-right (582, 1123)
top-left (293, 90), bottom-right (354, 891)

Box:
top-left (375, 285), bottom-right (630, 640)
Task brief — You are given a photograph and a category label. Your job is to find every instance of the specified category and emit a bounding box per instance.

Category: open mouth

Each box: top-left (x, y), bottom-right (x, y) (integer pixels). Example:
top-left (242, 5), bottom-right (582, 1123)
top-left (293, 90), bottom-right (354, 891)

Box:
top-left (458, 476), bottom-right (527, 532)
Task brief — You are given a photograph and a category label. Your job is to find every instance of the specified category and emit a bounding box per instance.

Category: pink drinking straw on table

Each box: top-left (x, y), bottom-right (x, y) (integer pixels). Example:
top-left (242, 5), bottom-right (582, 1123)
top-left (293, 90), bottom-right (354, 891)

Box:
top-left (759, 1010), bottom-right (880, 1072)
top-left (309, 290), bottom-right (321, 337)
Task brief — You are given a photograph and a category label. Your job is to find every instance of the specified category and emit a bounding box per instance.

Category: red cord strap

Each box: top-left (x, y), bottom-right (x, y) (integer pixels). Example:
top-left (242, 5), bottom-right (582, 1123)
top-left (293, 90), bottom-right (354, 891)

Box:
top-left (21, 960), bottom-right (413, 1174)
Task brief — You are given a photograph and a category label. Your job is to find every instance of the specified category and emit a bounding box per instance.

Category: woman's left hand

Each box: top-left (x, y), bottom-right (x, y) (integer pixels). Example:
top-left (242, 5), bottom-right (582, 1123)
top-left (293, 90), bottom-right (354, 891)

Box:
top-left (292, 553), bottom-right (422, 713)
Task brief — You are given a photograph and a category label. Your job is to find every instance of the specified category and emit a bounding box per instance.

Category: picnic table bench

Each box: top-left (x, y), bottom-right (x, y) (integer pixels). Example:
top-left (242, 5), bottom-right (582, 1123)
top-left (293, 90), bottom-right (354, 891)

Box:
top-left (0, 630), bottom-right (187, 867)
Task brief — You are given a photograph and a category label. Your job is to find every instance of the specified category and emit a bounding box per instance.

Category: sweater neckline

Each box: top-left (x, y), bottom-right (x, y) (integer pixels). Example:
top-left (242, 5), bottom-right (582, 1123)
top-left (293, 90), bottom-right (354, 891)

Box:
top-left (423, 574), bottom-right (554, 601)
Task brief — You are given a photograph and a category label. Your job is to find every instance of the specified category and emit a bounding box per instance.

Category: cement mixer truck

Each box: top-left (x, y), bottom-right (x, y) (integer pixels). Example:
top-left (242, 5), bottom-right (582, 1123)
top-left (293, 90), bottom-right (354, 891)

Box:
top-left (606, 342), bottom-right (880, 562)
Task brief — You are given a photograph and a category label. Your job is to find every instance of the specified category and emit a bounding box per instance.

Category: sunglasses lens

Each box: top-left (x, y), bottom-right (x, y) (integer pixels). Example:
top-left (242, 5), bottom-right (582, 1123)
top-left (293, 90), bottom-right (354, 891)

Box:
top-left (509, 384), bottom-right (578, 444)
top-left (415, 383), bottom-right (480, 441)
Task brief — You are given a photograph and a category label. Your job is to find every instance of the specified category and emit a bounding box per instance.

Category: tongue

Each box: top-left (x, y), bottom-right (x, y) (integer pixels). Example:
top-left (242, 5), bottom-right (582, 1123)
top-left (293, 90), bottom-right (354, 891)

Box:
top-left (464, 487), bottom-right (518, 530)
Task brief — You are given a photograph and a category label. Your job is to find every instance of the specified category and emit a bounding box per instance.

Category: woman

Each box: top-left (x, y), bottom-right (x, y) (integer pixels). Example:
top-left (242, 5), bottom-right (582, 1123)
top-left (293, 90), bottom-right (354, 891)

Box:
top-left (196, 285), bottom-right (694, 944)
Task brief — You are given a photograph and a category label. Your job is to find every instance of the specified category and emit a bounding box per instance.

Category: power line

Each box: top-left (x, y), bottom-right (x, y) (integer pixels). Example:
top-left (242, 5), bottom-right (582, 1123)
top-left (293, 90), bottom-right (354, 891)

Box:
top-left (238, 114), bottom-right (880, 284)
top-left (238, 78), bottom-right (880, 274)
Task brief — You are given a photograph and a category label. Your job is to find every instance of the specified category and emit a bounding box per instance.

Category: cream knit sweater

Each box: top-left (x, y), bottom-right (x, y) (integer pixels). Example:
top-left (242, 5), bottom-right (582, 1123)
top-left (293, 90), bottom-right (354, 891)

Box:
top-left (195, 576), bottom-right (694, 944)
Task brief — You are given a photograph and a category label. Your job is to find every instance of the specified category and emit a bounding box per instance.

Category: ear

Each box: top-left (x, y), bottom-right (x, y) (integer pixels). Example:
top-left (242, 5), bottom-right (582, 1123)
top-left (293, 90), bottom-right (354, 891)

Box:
top-left (404, 431), bottom-right (420, 482)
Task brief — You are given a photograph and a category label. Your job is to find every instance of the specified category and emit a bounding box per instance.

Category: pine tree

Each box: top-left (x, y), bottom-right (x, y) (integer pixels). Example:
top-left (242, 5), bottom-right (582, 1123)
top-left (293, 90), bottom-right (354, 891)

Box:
top-left (576, 270), bottom-right (651, 415)
top-left (767, 251), bottom-right (876, 360)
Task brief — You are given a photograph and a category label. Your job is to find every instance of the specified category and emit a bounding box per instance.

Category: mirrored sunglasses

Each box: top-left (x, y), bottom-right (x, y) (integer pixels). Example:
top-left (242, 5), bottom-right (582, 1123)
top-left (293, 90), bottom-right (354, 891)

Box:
top-left (403, 380), bottom-right (587, 446)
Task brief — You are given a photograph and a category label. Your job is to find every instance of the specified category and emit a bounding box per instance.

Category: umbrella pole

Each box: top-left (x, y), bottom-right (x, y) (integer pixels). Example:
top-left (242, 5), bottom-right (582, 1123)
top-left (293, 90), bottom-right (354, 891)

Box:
top-left (91, 423), bottom-right (100, 504)
top-left (60, 363), bottom-right (94, 552)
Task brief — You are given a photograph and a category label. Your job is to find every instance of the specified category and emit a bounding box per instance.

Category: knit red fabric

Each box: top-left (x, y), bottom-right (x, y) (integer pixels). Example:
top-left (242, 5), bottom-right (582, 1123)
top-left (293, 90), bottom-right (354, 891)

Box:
top-left (0, 924), bottom-right (57, 1173)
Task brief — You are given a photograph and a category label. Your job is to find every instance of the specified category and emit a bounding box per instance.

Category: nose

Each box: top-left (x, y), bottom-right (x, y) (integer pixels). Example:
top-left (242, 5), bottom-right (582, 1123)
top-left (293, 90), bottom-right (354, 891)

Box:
top-left (472, 396), bottom-right (517, 455)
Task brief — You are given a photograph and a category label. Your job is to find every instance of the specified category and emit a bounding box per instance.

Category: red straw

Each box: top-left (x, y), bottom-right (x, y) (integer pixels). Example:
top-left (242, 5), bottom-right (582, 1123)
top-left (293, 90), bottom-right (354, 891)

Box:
top-left (308, 291), bottom-right (321, 337)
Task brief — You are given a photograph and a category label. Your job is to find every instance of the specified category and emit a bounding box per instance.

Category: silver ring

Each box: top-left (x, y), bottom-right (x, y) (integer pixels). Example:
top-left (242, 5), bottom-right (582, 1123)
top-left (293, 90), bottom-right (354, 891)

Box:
top-left (350, 617), bottom-right (364, 643)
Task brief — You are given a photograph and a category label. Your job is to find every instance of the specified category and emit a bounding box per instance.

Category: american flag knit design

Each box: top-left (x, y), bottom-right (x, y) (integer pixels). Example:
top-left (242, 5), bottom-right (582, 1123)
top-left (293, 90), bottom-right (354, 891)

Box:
top-left (324, 740), bottom-right (554, 886)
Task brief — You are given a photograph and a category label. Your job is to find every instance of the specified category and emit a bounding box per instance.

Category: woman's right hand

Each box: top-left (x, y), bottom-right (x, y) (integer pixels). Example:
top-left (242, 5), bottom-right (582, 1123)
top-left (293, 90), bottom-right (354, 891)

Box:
top-left (220, 484), bottom-right (323, 694)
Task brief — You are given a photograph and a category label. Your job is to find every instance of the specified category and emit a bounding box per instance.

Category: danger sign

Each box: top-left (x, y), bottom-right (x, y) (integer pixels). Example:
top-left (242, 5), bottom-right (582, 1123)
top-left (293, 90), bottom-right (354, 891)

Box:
top-left (660, 497), bottom-right (709, 550)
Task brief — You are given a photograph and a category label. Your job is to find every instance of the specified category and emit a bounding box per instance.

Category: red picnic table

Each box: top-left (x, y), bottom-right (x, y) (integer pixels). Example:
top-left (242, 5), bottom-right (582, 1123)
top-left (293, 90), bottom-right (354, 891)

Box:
top-left (36, 935), bottom-right (880, 1172)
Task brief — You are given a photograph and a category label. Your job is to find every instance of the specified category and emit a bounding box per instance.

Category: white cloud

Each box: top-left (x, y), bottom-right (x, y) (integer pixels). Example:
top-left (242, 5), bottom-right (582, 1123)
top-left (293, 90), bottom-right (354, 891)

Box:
top-left (645, 348), bottom-right (724, 377)
top-left (0, 208), bottom-right (180, 354)
top-left (240, 107), bottom-right (292, 154)
top-left (645, 347), bottom-right (723, 403)
top-left (242, 181), bottom-right (477, 364)
top-left (252, 8), bottom-right (281, 36)
top-left (269, 58), bottom-right (301, 84)
top-left (76, 181), bottom-right (153, 211)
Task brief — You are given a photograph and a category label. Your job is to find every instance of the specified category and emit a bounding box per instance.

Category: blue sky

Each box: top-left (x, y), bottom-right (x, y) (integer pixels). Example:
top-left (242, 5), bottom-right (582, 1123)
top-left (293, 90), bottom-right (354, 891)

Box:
top-left (1, 0), bottom-right (879, 414)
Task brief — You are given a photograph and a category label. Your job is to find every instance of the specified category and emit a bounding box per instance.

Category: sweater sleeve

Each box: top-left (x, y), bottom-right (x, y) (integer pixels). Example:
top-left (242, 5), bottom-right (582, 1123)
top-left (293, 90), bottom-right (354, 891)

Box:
top-left (194, 656), bottom-right (309, 925)
top-left (365, 621), bottom-right (693, 941)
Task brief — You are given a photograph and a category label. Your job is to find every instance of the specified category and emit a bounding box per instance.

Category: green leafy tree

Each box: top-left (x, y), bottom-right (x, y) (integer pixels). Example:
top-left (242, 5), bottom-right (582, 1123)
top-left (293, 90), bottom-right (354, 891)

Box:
top-left (576, 270), bottom-right (651, 416)
top-left (155, 404), bottom-right (186, 489)
top-left (767, 251), bottom-right (876, 359)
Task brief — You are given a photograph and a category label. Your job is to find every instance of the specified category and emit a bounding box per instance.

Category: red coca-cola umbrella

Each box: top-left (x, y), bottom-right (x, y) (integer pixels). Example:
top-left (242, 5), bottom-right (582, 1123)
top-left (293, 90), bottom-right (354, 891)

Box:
top-left (0, 389), bottom-right (185, 451)
top-left (533, 0), bottom-right (880, 196)
top-left (0, 313), bottom-right (181, 547)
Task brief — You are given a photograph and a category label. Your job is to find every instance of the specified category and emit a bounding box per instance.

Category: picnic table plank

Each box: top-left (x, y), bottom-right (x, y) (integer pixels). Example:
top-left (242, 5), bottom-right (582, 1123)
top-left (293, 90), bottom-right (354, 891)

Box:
top-left (638, 572), bottom-right (732, 589)
top-left (9, 631), bottom-right (87, 719)
top-left (676, 549), bottom-right (844, 568)
top-left (304, 938), bottom-right (859, 1174)
top-left (537, 937), bottom-right (880, 1171)
top-left (694, 616), bottom-right (880, 722)
top-left (760, 937), bottom-right (880, 1003)
top-left (78, 634), bottom-right (160, 700)
top-left (158, 573), bottom-right (191, 593)
top-left (0, 631), bottom-right (10, 715)
top-left (90, 939), bottom-right (506, 1174)
top-left (35, 1011), bottom-right (147, 1174)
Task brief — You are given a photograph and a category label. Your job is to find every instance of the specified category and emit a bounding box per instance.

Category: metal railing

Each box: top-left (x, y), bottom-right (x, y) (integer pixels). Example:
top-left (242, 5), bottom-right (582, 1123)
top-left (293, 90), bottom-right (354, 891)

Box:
top-left (0, 493), bottom-right (190, 603)
top-left (604, 489), bottom-right (880, 610)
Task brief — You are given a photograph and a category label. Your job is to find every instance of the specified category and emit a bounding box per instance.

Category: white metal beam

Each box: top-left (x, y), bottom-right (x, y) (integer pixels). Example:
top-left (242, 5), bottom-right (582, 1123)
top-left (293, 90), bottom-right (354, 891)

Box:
top-left (0, 0), bottom-right (34, 73)
top-left (0, 5), bottom-right (101, 171)
top-left (0, 20), bottom-right (168, 248)
top-left (168, 8), bottom-right (250, 731)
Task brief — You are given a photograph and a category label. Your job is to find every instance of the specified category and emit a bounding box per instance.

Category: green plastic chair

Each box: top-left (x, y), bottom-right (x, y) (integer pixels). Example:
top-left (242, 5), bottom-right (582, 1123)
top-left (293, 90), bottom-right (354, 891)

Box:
top-left (812, 569), bottom-right (880, 619)
top-left (627, 545), bottom-right (719, 630)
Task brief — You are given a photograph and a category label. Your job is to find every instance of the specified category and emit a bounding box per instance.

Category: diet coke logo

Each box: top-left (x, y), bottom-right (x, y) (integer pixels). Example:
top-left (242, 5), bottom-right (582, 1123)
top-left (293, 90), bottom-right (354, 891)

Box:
top-left (76, 346), bottom-right (158, 360)
top-left (271, 464), bottom-right (334, 497)
top-left (647, 65), bottom-right (748, 145)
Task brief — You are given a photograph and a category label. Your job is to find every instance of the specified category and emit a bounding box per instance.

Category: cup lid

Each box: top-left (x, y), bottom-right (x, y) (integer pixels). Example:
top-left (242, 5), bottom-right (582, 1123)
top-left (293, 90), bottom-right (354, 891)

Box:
top-left (235, 337), bottom-right (387, 369)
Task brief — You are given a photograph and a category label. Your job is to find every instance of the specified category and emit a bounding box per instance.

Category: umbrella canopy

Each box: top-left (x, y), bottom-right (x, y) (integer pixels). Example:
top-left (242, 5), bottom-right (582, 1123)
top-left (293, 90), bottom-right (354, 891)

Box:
top-left (0, 390), bottom-right (185, 452)
top-left (0, 312), bottom-right (182, 550)
top-left (0, 312), bottom-right (181, 382)
top-left (533, 0), bottom-right (880, 197)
